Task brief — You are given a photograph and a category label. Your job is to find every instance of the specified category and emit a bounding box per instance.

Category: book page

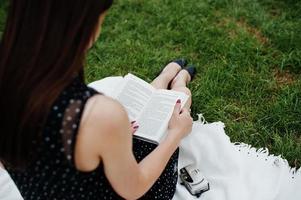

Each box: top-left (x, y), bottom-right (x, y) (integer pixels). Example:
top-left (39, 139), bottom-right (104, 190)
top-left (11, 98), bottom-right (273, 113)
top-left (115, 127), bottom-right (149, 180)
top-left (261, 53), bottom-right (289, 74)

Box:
top-left (115, 74), bottom-right (154, 120)
top-left (135, 90), bottom-right (188, 142)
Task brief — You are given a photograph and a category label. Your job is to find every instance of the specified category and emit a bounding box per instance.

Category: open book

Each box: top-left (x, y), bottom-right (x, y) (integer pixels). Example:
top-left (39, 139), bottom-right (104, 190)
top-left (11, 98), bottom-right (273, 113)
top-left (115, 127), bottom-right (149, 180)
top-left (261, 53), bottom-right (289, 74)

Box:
top-left (112, 73), bottom-right (189, 144)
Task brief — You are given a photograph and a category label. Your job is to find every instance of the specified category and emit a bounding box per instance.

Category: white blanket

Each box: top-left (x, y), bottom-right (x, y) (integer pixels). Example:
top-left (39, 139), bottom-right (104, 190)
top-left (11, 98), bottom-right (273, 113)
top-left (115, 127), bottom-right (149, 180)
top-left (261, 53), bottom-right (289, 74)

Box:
top-left (0, 168), bottom-right (23, 200)
top-left (0, 76), bottom-right (300, 200)
top-left (90, 77), bottom-right (301, 200)
top-left (173, 120), bottom-right (301, 200)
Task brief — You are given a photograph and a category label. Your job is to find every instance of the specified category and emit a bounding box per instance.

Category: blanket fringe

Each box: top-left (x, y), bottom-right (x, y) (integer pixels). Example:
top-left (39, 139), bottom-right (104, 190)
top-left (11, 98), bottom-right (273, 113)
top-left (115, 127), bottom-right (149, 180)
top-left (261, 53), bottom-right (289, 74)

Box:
top-left (196, 113), bottom-right (207, 124)
top-left (234, 142), bottom-right (301, 179)
top-left (196, 113), bottom-right (301, 179)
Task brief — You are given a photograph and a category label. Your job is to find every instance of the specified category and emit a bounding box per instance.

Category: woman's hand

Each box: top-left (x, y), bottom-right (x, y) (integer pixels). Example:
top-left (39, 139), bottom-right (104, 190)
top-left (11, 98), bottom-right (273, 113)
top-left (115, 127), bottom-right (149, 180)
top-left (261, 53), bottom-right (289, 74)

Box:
top-left (167, 99), bottom-right (193, 141)
top-left (78, 95), bottom-right (192, 199)
top-left (130, 121), bottom-right (139, 134)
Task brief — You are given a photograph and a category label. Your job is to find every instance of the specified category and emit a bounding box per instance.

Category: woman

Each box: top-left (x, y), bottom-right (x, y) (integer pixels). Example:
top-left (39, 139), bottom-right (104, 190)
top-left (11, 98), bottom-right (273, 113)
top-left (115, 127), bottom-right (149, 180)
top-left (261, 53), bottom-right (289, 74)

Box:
top-left (0, 0), bottom-right (195, 199)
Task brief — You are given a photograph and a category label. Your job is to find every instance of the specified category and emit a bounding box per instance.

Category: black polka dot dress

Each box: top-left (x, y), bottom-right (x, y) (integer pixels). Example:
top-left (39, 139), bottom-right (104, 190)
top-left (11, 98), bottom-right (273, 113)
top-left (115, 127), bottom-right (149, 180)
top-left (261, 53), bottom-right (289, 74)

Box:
top-left (7, 76), bottom-right (179, 200)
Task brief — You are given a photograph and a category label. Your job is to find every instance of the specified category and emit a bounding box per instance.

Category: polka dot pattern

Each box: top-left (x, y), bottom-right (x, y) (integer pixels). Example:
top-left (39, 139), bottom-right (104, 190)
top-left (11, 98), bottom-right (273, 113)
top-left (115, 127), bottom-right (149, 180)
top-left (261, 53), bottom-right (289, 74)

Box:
top-left (7, 76), bottom-right (179, 199)
top-left (132, 138), bottom-right (179, 199)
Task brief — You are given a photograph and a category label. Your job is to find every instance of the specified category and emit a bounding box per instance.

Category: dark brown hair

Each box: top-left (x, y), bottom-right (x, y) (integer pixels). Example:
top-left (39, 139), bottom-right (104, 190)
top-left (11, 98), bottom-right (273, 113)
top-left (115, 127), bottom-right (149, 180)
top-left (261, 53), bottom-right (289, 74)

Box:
top-left (0, 0), bottom-right (113, 167)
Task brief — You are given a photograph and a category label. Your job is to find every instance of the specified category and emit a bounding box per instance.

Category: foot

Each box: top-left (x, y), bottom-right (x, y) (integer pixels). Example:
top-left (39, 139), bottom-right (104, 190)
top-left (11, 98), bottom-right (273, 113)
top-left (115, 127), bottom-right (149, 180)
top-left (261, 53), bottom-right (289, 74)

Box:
top-left (152, 62), bottom-right (182, 89)
top-left (171, 58), bottom-right (188, 68)
top-left (152, 58), bottom-right (189, 89)
top-left (171, 69), bottom-right (193, 88)
top-left (183, 65), bottom-right (196, 81)
top-left (160, 62), bottom-right (182, 76)
top-left (157, 58), bottom-right (188, 76)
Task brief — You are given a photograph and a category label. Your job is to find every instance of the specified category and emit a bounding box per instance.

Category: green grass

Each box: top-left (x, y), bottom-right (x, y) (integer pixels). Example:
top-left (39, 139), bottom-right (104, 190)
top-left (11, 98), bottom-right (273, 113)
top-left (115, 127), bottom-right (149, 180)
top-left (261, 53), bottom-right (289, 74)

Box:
top-left (1, 0), bottom-right (300, 167)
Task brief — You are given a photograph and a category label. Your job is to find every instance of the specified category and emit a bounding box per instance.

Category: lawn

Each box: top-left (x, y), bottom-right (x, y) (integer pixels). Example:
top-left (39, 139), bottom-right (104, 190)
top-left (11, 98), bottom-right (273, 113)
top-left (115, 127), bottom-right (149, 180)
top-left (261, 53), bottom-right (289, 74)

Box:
top-left (1, 0), bottom-right (300, 168)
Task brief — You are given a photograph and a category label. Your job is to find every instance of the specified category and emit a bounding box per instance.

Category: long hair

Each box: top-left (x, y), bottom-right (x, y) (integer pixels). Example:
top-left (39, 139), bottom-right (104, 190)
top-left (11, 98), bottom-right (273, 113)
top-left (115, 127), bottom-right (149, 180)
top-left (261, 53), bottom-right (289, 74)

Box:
top-left (0, 0), bottom-right (113, 168)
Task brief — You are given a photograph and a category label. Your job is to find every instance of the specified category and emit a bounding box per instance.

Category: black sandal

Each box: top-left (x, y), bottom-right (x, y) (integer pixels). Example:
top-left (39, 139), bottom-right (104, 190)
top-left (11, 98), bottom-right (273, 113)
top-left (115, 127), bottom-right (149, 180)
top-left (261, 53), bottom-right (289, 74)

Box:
top-left (171, 58), bottom-right (188, 68)
top-left (183, 65), bottom-right (197, 81)
top-left (157, 58), bottom-right (188, 77)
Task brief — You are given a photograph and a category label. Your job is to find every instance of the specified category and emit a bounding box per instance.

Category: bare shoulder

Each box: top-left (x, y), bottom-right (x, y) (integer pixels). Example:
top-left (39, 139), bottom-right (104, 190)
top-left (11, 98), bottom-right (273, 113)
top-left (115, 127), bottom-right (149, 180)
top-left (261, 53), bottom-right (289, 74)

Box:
top-left (81, 95), bottom-right (129, 128)
top-left (75, 95), bottom-right (130, 171)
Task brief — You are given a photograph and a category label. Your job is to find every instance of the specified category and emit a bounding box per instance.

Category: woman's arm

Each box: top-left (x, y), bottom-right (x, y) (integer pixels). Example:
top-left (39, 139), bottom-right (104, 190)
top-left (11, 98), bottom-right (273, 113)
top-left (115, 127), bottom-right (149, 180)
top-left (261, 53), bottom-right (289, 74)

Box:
top-left (75, 95), bottom-right (192, 199)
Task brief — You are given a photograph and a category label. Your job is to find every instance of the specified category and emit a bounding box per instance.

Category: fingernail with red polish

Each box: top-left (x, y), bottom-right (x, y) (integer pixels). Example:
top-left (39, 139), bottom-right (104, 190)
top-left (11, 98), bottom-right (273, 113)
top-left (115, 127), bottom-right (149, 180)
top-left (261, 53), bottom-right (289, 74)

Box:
top-left (133, 126), bottom-right (139, 129)
top-left (176, 99), bottom-right (181, 104)
top-left (131, 121), bottom-right (136, 124)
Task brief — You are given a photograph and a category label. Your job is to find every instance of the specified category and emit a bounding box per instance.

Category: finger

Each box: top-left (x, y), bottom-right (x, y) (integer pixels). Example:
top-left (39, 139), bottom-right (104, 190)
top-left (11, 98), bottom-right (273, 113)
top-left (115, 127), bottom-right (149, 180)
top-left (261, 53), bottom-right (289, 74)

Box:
top-left (180, 108), bottom-right (191, 116)
top-left (131, 125), bottom-right (139, 134)
top-left (131, 127), bottom-right (137, 134)
top-left (131, 121), bottom-right (138, 127)
top-left (181, 112), bottom-right (191, 120)
top-left (173, 99), bottom-right (181, 115)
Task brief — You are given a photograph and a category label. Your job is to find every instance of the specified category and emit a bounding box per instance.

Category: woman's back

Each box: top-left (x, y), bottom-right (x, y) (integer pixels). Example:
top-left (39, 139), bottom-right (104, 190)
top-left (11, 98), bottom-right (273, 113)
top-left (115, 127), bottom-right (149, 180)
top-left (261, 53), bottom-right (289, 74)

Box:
top-left (7, 76), bottom-right (179, 199)
top-left (7, 76), bottom-right (118, 199)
